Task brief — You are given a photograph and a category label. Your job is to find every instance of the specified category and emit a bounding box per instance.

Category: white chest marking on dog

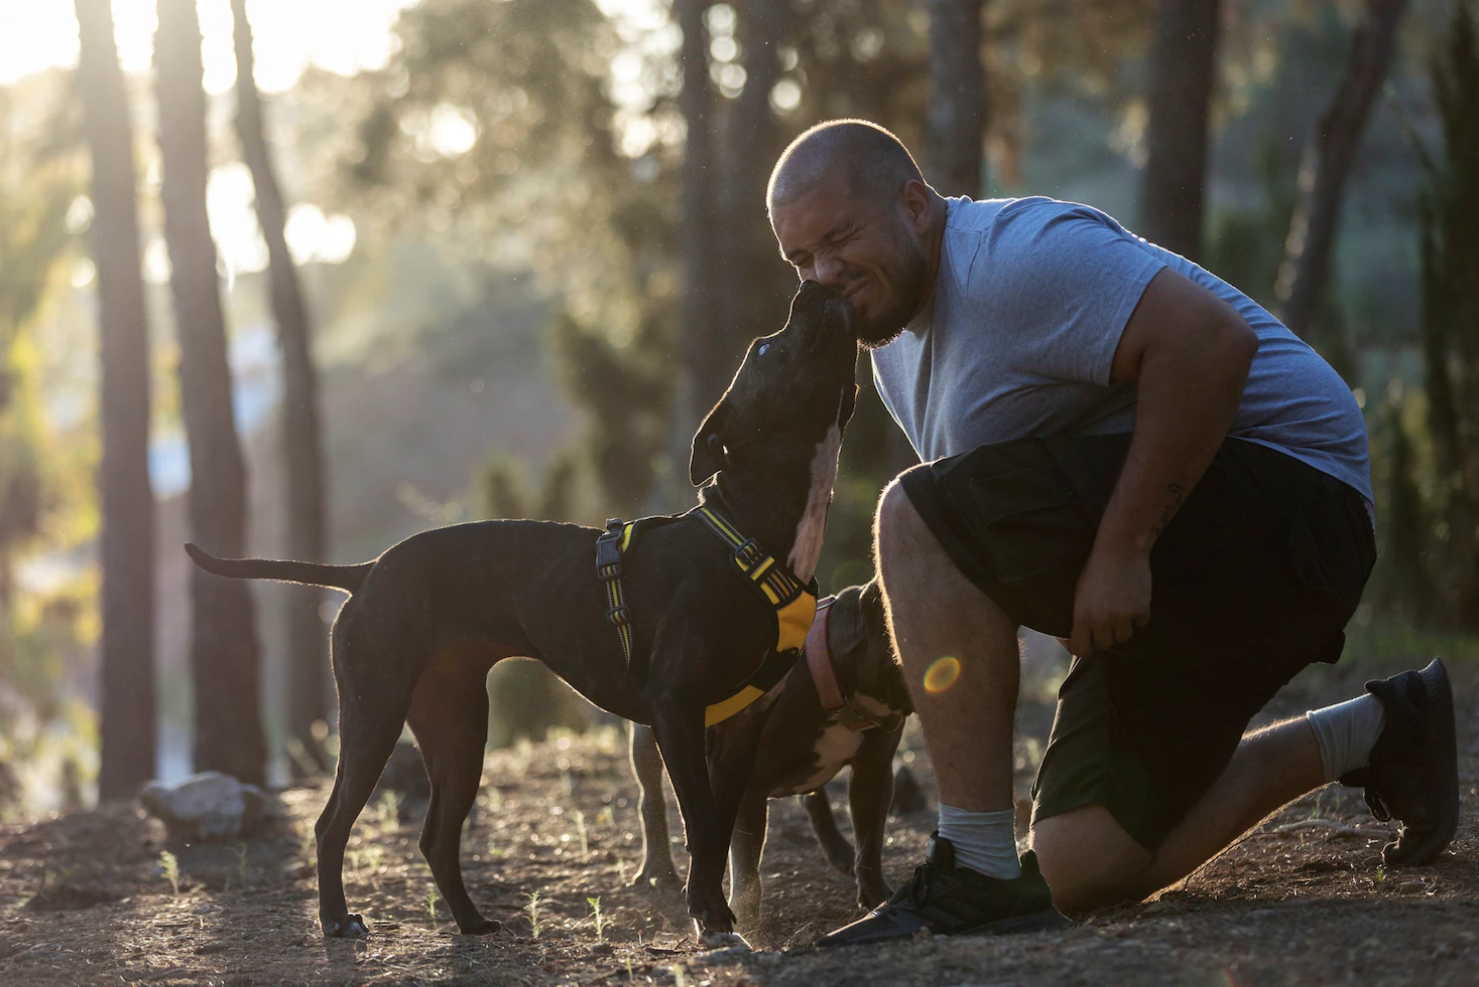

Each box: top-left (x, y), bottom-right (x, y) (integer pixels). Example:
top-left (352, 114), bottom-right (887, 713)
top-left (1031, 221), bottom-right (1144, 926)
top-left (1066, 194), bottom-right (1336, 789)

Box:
top-left (778, 723), bottom-right (865, 796)
top-left (787, 422), bottom-right (843, 583)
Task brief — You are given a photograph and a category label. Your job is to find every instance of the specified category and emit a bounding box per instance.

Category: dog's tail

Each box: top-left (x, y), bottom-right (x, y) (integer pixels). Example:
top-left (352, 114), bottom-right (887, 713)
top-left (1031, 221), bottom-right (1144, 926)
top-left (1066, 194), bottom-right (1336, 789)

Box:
top-left (184, 543), bottom-right (373, 594)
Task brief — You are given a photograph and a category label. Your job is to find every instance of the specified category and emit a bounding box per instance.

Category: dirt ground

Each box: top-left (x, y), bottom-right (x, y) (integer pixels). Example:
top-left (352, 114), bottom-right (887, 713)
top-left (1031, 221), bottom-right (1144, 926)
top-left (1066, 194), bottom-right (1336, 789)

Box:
top-left (2, 657), bottom-right (1476, 987)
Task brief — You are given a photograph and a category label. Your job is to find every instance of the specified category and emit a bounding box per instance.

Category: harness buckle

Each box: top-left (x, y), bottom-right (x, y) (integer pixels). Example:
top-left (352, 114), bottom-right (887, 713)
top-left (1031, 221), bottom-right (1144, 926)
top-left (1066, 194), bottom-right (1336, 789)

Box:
top-left (731, 538), bottom-right (767, 573)
top-left (595, 519), bottom-right (625, 579)
top-left (607, 604), bottom-right (631, 629)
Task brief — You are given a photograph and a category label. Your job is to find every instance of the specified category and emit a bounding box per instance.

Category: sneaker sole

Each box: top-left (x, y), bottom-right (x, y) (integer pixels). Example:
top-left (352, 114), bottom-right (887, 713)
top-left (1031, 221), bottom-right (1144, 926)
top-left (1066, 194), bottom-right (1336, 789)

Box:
top-left (959, 907), bottom-right (1073, 937)
top-left (1386, 657), bottom-right (1459, 867)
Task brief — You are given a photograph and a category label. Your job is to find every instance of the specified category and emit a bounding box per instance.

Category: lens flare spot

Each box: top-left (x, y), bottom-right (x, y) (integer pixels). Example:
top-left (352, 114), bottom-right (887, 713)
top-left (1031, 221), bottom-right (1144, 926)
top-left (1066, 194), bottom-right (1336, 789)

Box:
top-left (923, 656), bottom-right (961, 694)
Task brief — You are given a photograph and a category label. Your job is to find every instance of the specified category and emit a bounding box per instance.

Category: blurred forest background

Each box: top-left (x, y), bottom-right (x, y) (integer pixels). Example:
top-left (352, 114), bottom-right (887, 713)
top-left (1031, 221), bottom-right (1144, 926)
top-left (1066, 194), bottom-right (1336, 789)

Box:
top-left (0, 0), bottom-right (1475, 817)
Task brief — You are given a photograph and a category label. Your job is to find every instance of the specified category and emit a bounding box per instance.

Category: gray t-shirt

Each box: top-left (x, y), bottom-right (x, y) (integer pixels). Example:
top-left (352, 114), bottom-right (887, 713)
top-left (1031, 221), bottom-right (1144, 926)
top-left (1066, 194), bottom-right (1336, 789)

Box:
top-left (871, 196), bottom-right (1373, 502)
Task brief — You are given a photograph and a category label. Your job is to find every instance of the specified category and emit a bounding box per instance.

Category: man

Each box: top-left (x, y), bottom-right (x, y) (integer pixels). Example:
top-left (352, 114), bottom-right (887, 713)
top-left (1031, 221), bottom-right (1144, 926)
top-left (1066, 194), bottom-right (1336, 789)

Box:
top-left (767, 119), bottom-right (1459, 944)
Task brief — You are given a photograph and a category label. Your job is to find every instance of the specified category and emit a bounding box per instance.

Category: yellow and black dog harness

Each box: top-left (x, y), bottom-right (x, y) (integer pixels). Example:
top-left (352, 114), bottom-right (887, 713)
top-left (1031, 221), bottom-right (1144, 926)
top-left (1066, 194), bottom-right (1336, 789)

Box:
top-left (595, 506), bottom-right (818, 727)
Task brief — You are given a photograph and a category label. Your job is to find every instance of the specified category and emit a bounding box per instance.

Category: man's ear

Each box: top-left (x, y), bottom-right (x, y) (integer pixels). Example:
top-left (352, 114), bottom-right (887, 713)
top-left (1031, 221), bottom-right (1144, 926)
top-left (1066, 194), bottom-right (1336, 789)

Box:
top-left (689, 400), bottom-right (731, 485)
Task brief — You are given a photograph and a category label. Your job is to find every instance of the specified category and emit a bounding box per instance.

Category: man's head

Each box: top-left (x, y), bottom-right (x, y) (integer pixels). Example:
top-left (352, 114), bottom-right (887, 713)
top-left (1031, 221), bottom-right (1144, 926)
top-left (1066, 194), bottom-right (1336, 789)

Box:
top-left (768, 120), bottom-right (939, 347)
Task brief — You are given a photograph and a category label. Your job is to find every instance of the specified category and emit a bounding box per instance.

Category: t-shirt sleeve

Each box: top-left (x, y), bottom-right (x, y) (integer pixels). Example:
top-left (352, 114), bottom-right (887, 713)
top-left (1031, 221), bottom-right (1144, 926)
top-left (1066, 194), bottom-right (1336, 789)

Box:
top-left (972, 200), bottom-right (1166, 386)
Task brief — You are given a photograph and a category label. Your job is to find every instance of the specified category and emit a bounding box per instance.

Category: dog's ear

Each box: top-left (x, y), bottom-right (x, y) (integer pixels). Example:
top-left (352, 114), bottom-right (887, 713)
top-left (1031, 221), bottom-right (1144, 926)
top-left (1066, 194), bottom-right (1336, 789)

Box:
top-left (689, 399), bottom-right (731, 485)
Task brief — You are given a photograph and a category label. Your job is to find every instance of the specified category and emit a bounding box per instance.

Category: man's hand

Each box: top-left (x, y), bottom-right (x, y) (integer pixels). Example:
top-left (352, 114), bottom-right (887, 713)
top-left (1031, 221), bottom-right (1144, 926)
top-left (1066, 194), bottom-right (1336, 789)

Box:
top-left (1069, 544), bottom-right (1152, 657)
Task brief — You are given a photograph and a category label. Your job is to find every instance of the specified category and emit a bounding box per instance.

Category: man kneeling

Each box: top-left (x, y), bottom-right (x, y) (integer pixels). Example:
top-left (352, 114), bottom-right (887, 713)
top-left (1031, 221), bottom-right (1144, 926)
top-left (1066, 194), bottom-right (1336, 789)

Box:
top-left (763, 119), bottom-right (1459, 943)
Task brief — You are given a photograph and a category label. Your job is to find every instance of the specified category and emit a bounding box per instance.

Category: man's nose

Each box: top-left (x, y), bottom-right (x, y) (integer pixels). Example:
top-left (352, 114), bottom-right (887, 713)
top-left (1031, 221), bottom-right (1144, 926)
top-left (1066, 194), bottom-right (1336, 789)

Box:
top-left (812, 252), bottom-right (845, 287)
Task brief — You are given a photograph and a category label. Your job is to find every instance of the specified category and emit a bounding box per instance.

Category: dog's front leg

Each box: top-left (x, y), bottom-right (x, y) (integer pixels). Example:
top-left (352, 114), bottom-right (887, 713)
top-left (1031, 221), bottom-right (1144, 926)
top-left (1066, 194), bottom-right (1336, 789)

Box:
top-left (847, 723), bottom-right (904, 909)
top-left (627, 722), bottom-right (681, 891)
top-left (650, 708), bottom-right (741, 946)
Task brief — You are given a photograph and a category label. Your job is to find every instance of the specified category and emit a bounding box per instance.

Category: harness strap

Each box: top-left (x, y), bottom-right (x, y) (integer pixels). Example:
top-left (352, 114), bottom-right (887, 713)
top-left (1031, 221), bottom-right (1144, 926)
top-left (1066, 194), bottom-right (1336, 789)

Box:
top-left (696, 507), bottom-right (806, 609)
top-left (594, 507), bottom-right (818, 728)
top-left (595, 518), bottom-right (636, 667)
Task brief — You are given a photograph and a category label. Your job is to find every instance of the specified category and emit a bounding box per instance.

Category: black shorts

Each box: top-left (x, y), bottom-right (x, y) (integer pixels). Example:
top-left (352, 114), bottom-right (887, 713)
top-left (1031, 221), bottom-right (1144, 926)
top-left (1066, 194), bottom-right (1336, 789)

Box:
top-left (899, 434), bottom-right (1376, 848)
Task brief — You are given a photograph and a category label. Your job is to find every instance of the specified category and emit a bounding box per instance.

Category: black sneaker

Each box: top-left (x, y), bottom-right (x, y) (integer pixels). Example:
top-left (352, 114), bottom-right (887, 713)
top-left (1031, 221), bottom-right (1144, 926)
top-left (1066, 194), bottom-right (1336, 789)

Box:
top-left (814, 835), bottom-right (1070, 947)
top-left (1339, 658), bottom-right (1459, 866)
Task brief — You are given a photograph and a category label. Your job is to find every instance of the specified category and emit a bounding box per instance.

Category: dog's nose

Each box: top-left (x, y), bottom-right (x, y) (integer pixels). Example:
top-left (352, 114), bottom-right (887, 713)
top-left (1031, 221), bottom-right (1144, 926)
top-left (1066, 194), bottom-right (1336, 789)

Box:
top-left (796, 279), bottom-right (833, 307)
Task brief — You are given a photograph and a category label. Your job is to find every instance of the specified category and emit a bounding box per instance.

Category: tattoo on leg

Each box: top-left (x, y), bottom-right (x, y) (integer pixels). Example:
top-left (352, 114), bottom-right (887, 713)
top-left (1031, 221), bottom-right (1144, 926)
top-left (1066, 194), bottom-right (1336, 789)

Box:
top-left (1150, 483), bottom-right (1185, 540)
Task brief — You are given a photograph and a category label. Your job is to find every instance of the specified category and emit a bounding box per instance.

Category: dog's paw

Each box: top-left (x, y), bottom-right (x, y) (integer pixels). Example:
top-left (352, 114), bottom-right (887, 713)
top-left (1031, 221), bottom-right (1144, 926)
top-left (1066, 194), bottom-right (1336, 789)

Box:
top-left (460, 918), bottom-right (502, 936)
top-left (323, 913), bottom-right (369, 938)
top-left (856, 881), bottom-right (891, 911)
top-left (697, 929), bottom-right (750, 950)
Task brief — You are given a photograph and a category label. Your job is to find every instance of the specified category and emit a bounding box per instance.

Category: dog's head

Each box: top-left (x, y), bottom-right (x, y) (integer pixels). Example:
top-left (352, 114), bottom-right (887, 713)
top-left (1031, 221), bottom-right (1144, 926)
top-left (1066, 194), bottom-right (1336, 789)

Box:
top-left (689, 281), bottom-right (860, 486)
top-left (827, 579), bottom-right (913, 715)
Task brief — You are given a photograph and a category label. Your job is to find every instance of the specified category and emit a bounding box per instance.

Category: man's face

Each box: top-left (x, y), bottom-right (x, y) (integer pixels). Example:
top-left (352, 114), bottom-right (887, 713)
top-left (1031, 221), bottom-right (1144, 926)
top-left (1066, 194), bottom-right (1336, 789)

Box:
top-left (771, 178), bottom-right (931, 348)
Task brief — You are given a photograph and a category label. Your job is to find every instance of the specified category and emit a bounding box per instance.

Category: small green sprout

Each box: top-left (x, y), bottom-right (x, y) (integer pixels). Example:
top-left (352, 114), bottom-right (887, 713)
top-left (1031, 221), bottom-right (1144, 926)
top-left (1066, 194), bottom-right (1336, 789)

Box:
top-left (160, 850), bottom-right (181, 895)
top-left (588, 895), bottom-right (605, 940)
top-left (525, 890), bottom-right (544, 938)
top-left (574, 809), bottom-right (589, 857)
top-left (231, 842), bottom-right (250, 888)
top-left (298, 829), bottom-right (317, 868)
top-left (376, 789), bottom-right (403, 827)
top-left (425, 888), bottom-right (440, 923)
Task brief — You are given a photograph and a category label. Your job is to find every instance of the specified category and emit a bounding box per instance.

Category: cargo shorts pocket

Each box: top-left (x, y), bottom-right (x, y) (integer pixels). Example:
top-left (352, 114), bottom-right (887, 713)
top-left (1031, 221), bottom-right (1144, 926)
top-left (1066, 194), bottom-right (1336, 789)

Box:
top-left (952, 466), bottom-right (1093, 635)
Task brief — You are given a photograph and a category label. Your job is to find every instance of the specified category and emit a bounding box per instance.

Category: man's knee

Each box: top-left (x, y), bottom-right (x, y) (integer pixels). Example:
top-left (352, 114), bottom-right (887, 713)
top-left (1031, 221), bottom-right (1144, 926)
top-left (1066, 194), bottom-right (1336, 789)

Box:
top-left (1031, 805), bottom-right (1153, 912)
top-left (874, 470), bottom-right (932, 566)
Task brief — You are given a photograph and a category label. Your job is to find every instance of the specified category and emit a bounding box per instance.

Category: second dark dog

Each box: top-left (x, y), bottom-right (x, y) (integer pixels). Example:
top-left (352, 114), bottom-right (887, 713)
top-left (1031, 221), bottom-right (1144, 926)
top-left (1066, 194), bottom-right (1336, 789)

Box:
top-left (630, 578), bottom-right (913, 928)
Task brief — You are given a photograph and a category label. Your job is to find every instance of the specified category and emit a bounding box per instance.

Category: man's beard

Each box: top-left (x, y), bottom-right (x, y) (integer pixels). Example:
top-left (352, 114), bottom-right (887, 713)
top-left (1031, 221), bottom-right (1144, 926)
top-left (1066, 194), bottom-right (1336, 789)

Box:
top-left (854, 230), bottom-right (931, 349)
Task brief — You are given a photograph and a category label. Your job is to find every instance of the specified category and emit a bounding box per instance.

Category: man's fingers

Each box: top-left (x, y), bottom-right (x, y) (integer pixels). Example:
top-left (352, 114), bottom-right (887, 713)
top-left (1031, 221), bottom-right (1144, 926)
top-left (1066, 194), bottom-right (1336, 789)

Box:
top-left (1069, 619), bottom-right (1091, 658)
top-left (1092, 622), bottom-right (1116, 653)
top-left (1113, 618), bottom-right (1134, 645)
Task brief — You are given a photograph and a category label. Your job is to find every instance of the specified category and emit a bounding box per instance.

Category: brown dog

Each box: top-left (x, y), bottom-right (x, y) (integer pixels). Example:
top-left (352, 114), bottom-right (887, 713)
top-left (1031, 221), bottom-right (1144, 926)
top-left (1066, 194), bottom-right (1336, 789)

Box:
top-left (630, 578), bottom-right (913, 928)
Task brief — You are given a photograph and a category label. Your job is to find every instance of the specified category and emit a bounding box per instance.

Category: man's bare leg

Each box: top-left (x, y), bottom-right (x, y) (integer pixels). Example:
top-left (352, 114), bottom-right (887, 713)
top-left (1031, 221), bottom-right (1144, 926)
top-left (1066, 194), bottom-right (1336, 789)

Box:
top-left (1032, 717), bottom-right (1326, 911)
top-left (875, 479), bottom-right (1019, 812)
top-left (812, 478), bottom-right (1067, 945)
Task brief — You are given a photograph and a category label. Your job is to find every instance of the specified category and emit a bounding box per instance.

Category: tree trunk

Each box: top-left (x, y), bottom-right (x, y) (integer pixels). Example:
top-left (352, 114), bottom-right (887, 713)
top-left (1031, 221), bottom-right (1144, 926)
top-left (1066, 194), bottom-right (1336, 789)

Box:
top-left (230, 0), bottom-right (329, 774)
top-left (1138, 0), bottom-right (1221, 262)
top-left (1275, 0), bottom-right (1412, 339)
top-left (716, 0), bottom-right (788, 398)
top-left (76, 0), bottom-right (157, 800)
top-left (666, 0), bottom-right (720, 503)
top-left (155, 0), bottom-right (266, 786)
top-left (925, 0), bottom-right (988, 197)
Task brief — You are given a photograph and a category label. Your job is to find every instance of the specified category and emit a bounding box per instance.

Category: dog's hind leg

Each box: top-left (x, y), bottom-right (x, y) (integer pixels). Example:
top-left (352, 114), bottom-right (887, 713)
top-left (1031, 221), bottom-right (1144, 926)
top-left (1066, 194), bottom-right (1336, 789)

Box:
top-left (727, 789), bottom-right (768, 930)
top-left (628, 723), bottom-right (681, 891)
top-left (406, 648), bottom-right (499, 935)
top-left (315, 659), bottom-right (412, 938)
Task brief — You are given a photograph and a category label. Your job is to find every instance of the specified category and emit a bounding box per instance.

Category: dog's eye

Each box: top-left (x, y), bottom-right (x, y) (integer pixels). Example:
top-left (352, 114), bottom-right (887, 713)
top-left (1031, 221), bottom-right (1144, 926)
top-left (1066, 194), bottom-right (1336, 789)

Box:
top-left (757, 343), bottom-right (771, 357)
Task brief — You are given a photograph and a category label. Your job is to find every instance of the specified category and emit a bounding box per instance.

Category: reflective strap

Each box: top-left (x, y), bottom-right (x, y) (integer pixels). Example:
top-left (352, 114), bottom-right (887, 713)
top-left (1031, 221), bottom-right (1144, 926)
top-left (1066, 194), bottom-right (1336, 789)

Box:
top-left (696, 506), bottom-right (807, 610)
top-left (596, 520), bottom-right (637, 666)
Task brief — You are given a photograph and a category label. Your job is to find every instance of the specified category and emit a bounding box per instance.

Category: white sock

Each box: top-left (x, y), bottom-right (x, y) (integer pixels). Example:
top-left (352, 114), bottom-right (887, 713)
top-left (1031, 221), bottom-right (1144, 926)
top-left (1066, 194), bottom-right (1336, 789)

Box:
top-left (936, 804), bottom-right (1021, 880)
top-left (1305, 693), bottom-right (1386, 784)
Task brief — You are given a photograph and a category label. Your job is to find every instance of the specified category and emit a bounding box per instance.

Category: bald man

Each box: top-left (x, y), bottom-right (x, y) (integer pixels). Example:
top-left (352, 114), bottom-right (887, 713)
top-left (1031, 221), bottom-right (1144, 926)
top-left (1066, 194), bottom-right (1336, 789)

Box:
top-left (766, 120), bottom-right (1457, 945)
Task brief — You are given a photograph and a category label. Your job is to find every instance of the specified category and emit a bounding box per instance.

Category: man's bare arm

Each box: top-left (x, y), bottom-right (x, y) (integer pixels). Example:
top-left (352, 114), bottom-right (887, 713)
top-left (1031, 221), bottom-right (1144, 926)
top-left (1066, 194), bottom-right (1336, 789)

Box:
top-left (1068, 267), bottom-right (1258, 656)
